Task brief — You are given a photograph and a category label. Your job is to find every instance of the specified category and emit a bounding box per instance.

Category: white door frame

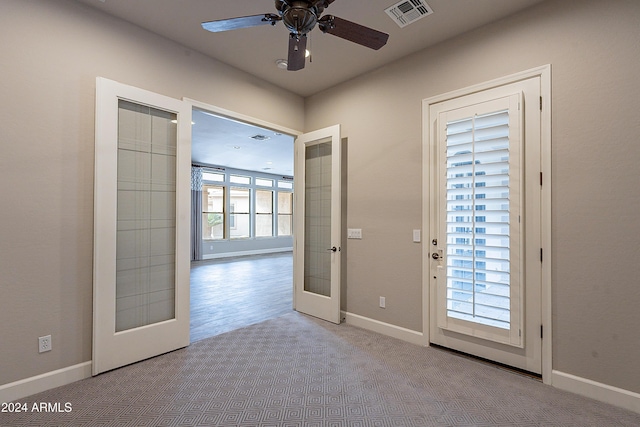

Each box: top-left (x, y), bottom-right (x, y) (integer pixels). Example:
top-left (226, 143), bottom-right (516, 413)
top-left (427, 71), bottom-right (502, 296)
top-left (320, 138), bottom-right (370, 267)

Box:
top-left (421, 65), bottom-right (552, 382)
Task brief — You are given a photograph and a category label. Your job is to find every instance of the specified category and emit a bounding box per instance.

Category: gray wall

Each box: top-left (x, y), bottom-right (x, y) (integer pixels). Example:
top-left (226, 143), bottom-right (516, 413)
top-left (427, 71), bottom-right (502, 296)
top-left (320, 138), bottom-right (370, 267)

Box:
top-left (0, 0), bottom-right (303, 386)
top-left (305, 0), bottom-right (640, 393)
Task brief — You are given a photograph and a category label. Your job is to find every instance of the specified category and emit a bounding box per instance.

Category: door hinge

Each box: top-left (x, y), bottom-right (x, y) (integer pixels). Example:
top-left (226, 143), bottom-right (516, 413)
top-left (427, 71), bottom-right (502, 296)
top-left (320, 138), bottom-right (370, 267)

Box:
top-left (540, 96), bottom-right (543, 111)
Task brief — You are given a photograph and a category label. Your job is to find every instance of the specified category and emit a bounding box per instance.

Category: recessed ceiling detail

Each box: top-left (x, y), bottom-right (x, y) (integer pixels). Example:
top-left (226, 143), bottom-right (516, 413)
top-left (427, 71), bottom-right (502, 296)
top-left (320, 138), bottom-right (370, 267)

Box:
top-left (250, 134), bottom-right (271, 141)
top-left (385, 0), bottom-right (433, 28)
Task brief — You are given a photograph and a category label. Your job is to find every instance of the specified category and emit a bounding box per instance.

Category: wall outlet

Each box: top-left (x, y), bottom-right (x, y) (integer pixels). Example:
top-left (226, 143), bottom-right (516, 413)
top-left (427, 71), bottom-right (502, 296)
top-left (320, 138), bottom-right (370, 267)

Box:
top-left (38, 335), bottom-right (52, 353)
top-left (379, 296), bottom-right (386, 308)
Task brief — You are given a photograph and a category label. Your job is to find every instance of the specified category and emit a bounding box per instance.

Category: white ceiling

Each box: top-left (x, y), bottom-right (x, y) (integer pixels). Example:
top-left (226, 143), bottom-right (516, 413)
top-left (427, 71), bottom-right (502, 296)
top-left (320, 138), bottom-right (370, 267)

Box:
top-left (191, 110), bottom-right (295, 177)
top-left (74, 0), bottom-right (544, 173)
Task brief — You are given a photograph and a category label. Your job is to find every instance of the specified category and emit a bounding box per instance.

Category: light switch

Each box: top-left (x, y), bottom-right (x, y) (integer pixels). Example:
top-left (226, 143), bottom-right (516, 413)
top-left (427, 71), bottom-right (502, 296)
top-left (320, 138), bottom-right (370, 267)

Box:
top-left (348, 228), bottom-right (362, 239)
top-left (413, 229), bottom-right (421, 243)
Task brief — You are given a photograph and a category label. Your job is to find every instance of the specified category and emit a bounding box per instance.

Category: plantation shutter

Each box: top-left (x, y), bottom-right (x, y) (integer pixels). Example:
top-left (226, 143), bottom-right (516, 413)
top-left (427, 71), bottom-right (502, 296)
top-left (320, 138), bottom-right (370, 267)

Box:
top-left (437, 93), bottom-right (523, 347)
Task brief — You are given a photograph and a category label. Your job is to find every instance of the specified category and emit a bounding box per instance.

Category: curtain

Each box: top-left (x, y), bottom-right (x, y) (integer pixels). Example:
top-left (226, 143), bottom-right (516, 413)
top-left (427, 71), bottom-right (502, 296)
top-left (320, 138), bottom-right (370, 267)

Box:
top-left (191, 166), bottom-right (203, 261)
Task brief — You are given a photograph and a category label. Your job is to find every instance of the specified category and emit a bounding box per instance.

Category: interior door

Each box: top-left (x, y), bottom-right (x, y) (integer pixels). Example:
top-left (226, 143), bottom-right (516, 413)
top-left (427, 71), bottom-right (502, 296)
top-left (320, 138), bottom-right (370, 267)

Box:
top-left (429, 77), bottom-right (542, 374)
top-left (93, 77), bottom-right (191, 375)
top-left (293, 125), bottom-right (342, 324)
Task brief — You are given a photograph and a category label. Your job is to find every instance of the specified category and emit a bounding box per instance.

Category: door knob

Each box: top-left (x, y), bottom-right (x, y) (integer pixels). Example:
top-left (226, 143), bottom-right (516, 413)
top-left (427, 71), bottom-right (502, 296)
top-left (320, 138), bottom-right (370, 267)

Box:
top-left (432, 252), bottom-right (441, 260)
top-left (327, 246), bottom-right (337, 252)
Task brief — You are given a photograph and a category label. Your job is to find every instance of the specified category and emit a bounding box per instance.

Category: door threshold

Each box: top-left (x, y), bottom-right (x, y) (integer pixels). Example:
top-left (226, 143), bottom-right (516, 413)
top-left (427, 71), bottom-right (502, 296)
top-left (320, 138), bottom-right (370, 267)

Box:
top-left (430, 343), bottom-right (542, 381)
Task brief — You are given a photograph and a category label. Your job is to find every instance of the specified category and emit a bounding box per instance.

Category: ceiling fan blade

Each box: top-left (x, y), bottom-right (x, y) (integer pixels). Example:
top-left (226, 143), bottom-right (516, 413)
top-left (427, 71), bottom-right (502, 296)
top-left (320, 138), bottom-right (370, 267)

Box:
top-left (201, 13), bottom-right (281, 33)
top-left (318, 15), bottom-right (389, 50)
top-left (287, 34), bottom-right (308, 71)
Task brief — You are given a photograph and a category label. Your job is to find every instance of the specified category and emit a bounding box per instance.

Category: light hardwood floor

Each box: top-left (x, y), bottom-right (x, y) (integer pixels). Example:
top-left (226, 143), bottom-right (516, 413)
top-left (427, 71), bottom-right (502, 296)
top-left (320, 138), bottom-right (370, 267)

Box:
top-left (190, 252), bottom-right (293, 342)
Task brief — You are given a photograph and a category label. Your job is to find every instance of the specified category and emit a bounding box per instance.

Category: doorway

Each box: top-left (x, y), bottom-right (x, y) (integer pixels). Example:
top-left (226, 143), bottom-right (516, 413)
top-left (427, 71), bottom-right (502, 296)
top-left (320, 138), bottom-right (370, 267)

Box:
top-left (189, 107), bottom-right (297, 341)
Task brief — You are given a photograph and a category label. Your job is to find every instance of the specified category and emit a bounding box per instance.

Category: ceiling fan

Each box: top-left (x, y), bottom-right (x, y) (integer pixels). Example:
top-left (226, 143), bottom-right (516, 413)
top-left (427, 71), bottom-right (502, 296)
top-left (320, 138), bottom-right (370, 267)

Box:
top-left (201, 0), bottom-right (390, 71)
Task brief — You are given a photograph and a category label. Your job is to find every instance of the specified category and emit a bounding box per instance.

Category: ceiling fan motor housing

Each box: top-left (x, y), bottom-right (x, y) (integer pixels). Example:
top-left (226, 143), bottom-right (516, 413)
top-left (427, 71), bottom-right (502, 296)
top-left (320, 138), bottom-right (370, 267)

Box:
top-left (275, 0), bottom-right (326, 35)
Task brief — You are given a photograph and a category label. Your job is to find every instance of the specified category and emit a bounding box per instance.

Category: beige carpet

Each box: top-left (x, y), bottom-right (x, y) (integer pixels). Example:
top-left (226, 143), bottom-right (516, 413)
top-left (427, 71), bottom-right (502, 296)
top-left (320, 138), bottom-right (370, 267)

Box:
top-left (2, 312), bottom-right (639, 426)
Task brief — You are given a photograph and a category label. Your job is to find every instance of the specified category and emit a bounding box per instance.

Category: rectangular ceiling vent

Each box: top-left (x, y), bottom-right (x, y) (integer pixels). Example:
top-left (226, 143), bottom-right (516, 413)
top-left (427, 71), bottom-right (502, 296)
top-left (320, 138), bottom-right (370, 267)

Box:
top-left (385, 0), bottom-right (433, 28)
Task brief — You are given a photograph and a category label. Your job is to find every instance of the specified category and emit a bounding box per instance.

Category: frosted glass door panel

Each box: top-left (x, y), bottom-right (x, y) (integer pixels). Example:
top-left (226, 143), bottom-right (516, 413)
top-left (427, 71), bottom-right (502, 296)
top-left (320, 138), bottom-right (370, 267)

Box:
top-left (304, 140), bottom-right (332, 297)
top-left (116, 100), bottom-right (177, 332)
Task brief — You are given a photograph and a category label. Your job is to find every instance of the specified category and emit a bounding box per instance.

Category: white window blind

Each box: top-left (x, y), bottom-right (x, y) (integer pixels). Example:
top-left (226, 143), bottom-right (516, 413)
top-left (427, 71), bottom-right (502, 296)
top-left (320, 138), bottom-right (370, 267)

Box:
top-left (445, 107), bottom-right (515, 331)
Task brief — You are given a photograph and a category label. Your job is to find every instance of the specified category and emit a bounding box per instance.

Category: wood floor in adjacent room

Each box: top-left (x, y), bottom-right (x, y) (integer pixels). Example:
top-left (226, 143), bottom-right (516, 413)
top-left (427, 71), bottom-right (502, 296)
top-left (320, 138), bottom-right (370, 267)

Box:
top-left (190, 252), bottom-right (294, 342)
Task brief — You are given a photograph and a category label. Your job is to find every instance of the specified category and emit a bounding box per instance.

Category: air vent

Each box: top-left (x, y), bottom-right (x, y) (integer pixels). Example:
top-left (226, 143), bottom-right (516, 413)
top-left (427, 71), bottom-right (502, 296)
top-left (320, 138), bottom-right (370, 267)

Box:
top-left (250, 134), bottom-right (271, 141)
top-left (385, 0), bottom-right (433, 28)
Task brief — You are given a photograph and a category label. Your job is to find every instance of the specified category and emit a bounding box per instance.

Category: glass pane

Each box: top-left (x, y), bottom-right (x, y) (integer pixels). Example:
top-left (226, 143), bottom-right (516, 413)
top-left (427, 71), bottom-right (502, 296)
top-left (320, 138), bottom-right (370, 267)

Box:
top-left (256, 178), bottom-right (273, 187)
top-left (278, 192), bottom-right (293, 214)
top-left (256, 190), bottom-right (273, 237)
top-left (202, 172), bottom-right (224, 182)
top-left (278, 181), bottom-right (293, 189)
top-left (203, 213), bottom-right (224, 240)
top-left (278, 215), bottom-right (292, 236)
top-left (278, 192), bottom-right (293, 236)
top-left (256, 190), bottom-right (273, 214)
top-left (202, 185), bottom-right (224, 240)
top-left (256, 215), bottom-right (273, 237)
top-left (115, 100), bottom-right (176, 332)
top-left (445, 109), bottom-right (511, 330)
top-left (230, 188), bottom-right (250, 239)
top-left (230, 175), bottom-right (251, 185)
top-left (203, 185), bottom-right (224, 213)
top-left (304, 140), bottom-right (332, 297)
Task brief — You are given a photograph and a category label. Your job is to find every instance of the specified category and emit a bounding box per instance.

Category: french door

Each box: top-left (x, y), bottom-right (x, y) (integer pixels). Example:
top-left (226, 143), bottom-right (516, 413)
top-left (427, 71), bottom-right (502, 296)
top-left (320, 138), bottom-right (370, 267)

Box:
top-left (93, 78), bottom-right (191, 375)
top-left (427, 74), bottom-right (544, 374)
top-left (293, 125), bottom-right (342, 324)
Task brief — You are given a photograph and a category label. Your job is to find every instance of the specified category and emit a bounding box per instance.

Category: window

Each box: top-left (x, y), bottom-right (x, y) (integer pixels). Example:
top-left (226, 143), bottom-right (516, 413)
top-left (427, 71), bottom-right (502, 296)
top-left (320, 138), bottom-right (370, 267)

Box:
top-left (278, 192), bottom-right (293, 236)
top-left (230, 187), bottom-right (250, 239)
top-left (200, 166), bottom-right (294, 240)
top-left (256, 190), bottom-right (273, 237)
top-left (202, 185), bottom-right (224, 239)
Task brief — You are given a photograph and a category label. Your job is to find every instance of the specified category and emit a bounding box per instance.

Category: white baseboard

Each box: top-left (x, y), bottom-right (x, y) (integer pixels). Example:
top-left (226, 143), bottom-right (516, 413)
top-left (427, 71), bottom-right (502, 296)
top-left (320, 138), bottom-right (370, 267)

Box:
top-left (202, 247), bottom-right (293, 260)
top-left (552, 370), bottom-right (640, 414)
top-left (0, 362), bottom-right (92, 403)
top-left (342, 311), bottom-right (425, 346)
top-left (342, 313), bottom-right (640, 415)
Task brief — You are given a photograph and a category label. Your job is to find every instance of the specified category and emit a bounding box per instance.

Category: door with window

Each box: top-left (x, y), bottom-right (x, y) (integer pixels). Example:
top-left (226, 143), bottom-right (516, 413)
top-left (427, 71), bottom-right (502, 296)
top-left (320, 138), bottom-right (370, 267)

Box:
top-left (93, 78), bottom-right (191, 375)
top-left (427, 75), bottom-right (543, 374)
top-left (293, 125), bottom-right (342, 324)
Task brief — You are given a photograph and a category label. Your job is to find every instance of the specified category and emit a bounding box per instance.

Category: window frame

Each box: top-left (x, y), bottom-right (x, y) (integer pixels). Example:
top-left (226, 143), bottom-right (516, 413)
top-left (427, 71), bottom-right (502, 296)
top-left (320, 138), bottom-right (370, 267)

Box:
top-left (200, 166), bottom-right (294, 241)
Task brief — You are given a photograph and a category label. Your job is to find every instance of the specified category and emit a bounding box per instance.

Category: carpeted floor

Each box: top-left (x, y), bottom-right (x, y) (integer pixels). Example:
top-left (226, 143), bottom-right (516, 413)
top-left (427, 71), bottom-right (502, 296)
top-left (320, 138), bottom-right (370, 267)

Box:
top-left (2, 312), bottom-right (639, 426)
